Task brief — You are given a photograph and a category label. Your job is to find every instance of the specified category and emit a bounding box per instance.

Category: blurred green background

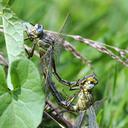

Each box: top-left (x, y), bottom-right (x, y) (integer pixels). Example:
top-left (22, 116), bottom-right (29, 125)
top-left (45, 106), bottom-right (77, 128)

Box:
top-left (1, 0), bottom-right (128, 128)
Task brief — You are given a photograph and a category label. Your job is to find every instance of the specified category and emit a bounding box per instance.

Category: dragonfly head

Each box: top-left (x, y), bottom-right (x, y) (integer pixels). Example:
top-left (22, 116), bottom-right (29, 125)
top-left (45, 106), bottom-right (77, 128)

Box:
top-left (27, 24), bottom-right (44, 40)
top-left (81, 74), bottom-right (98, 90)
top-left (34, 24), bottom-right (44, 37)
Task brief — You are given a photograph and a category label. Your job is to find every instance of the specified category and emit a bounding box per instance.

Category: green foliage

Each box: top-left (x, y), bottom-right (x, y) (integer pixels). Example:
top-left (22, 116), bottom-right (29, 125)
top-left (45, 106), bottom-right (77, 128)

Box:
top-left (0, 3), bottom-right (45, 128)
top-left (0, 65), bottom-right (8, 94)
top-left (0, 59), bottom-right (45, 128)
top-left (2, 7), bottom-right (25, 63)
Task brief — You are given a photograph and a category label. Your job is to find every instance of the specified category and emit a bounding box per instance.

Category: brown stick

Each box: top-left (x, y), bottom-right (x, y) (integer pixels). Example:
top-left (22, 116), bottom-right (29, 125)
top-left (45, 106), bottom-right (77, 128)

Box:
top-left (43, 100), bottom-right (74, 128)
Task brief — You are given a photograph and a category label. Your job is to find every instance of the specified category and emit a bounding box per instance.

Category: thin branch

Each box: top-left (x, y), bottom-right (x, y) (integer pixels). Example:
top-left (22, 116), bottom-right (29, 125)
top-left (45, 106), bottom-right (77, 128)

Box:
top-left (43, 111), bottom-right (65, 128)
top-left (66, 34), bottom-right (128, 67)
top-left (43, 101), bottom-right (74, 128)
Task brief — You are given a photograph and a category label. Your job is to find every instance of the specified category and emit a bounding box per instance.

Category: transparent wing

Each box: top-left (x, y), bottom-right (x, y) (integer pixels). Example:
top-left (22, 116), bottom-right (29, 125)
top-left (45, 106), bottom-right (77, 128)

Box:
top-left (40, 46), bottom-right (52, 96)
top-left (44, 14), bottom-right (92, 68)
top-left (74, 106), bottom-right (99, 128)
top-left (54, 13), bottom-right (71, 64)
top-left (75, 111), bottom-right (88, 128)
top-left (87, 105), bottom-right (99, 128)
top-left (59, 13), bottom-right (71, 34)
top-left (42, 46), bottom-right (65, 103)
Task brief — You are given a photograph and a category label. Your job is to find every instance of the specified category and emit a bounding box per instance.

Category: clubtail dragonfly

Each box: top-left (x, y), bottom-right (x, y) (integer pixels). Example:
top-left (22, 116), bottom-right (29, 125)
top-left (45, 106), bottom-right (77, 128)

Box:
top-left (24, 23), bottom-right (100, 128)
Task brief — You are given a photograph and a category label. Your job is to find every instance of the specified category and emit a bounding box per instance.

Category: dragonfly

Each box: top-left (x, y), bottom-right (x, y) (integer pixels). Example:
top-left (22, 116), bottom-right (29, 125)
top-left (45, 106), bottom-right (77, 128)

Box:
top-left (24, 23), bottom-right (100, 128)
top-left (60, 73), bottom-right (98, 112)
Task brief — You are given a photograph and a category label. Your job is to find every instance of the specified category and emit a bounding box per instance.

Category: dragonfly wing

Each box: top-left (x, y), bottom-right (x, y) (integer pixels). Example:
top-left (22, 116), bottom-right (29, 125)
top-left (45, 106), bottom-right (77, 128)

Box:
top-left (40, 46), bottom-right (52, 97)
top-left (74, 111), bottom-right (88, 128)
top-left (43, 46), bottom-right (65, 103)
top-left (87, 105), bottom-right (99, 128)
top-left (93, 98), bottom-right (106, 113)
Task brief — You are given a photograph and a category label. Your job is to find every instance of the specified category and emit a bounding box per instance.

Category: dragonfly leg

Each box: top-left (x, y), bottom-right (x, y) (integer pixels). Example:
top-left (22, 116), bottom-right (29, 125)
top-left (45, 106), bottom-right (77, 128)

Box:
top-left (69, 83), bottom-right (80, 90)
top-left (25, 42), bottom-right (37, 58)
top-left (61, 91), bottom-right (81, 112)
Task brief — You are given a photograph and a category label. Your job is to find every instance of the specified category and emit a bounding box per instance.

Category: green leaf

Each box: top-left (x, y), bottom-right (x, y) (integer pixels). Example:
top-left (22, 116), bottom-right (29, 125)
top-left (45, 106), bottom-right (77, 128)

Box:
top-left (2, 8), bottom-right (26, 90)
top-left (0, 59), bottom-right (45, 128)
top-left (0, 65), bottom-right (8, 94)
top-left (2, 8), bottom-right (25, 64)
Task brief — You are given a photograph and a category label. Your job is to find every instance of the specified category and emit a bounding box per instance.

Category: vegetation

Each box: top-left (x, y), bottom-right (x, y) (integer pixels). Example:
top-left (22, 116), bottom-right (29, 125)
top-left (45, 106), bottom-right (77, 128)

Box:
top-left (0, 0), bottom-right (128, 128)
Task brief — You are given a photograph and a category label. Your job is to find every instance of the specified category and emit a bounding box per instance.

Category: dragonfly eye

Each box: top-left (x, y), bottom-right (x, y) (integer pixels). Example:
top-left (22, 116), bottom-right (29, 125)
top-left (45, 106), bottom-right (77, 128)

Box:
top-left (85, 83), bottom-right (95, 90)
top-left (90, 81), bottom-right (95, 84)
top-left (35, 24), bottom-right (44, 36)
